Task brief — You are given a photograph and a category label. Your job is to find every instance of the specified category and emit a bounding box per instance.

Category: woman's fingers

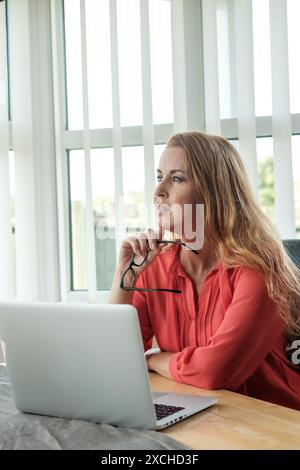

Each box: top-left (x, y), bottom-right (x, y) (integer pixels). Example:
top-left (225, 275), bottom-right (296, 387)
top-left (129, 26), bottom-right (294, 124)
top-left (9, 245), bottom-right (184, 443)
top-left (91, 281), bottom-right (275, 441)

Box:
top-left (127, 236), bottom-right (143, 256)
top-left (135, 229), bottom-right (162, 253)
top-left (147, 228), bottom-right (167, 250)
top-left (137, 233), bottom-right (150, 256)
top-left (122, 227), bottom-right (167, 264)
top-left (146, 228), bottom-right (157, 249)
top-left (119, 227), bottom-right (169, 275)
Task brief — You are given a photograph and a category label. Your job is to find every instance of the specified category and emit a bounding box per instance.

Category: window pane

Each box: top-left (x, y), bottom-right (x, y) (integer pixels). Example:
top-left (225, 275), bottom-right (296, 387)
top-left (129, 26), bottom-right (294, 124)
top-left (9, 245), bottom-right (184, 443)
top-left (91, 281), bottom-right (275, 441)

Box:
top-left (91, 149), bottom-right (116, 290)
top-left (287, 0), bottom-right (300, 114)
top-left (64, 0), bottom-right (84, 130)
top-left (149, 0), bottom-right (174, 124)
top-left (68, 137), bottom-right (300, 292)
top-left (292, 135), bottom-right (300, 238)
top-left (256, 137), bottom-right (275, 223)
top-left (229, 139), bottom-right (276, 224)
top-left (229, 138), bottom-right (300, 238)
top-left (63, 0), bottom-right (175, 129)
top-left (69, 150), bottom-right (88, 290)
top-left (69, 149), bottom-right (117, 291)
top-left (252, 0), bottom-right (272, 116)
top-left (122, 146), bottom-right (146, 235)
top-left (216, 0), bottom-right (275, 119)
top-left (85, 0), bottom-right (113, 128)
top-left (117, 0), bottom-right (143, 126)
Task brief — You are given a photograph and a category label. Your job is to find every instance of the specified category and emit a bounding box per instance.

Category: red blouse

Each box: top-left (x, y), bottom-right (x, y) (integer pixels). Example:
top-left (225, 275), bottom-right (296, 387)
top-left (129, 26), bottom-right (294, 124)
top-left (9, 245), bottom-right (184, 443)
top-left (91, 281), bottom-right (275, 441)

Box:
top-left (132, 244), bottom-right (300, 410)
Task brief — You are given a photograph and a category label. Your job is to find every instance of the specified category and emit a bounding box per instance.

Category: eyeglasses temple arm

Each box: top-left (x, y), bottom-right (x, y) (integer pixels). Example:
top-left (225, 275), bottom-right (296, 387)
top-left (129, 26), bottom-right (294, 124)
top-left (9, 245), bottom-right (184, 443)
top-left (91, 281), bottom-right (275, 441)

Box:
top-left (157, 240), bottom-right (199, 255)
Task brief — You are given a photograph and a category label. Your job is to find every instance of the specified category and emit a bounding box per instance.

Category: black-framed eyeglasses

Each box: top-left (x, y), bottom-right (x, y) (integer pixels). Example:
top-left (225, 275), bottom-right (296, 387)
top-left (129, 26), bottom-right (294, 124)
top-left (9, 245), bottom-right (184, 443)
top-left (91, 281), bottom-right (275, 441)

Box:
top-left (120, 240), bottom-right (199, 293)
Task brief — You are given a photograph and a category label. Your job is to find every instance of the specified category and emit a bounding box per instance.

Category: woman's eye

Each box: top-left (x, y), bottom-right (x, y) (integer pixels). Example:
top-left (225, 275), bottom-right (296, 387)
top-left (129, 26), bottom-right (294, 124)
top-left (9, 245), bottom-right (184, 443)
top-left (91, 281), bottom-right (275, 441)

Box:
top-left (156, 175), bottom-right (184, 183)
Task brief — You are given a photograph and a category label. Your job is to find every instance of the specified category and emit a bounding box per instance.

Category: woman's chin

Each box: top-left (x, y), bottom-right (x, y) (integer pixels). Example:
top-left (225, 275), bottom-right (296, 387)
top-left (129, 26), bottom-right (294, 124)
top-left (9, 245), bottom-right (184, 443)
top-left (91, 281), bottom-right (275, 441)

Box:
top-left (155, 220), bottom-right (175, 236)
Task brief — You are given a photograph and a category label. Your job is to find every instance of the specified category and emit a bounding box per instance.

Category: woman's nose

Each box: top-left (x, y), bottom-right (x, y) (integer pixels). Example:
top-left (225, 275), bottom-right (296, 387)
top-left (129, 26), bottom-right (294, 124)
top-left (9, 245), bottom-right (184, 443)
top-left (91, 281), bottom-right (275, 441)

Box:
top-left (154, 182), bottom-right (168, 200)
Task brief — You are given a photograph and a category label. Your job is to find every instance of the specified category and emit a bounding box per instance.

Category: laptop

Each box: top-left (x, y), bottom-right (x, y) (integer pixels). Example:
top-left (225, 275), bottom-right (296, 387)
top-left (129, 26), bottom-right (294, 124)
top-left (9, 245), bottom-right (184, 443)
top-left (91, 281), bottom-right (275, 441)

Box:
top-left (0, 301), bottom-right (217, 429)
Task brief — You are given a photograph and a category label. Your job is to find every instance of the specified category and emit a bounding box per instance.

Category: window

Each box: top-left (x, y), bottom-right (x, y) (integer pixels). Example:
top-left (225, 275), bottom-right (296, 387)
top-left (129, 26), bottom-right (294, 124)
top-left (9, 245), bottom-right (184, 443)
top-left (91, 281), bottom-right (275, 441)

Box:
top-left (257, 137), bottom-right (275, 223)
top-left (64, 0), bottom-right (173, 130)
top-left (53, 0), bottom-right (300, 299)
top-left (230, 138), bottom-right (276, 224)
top-left (69, 148), bottom-right (116, 291)
top-left (69, 144), bottom-right (166, 291)
top-left (256, 136), bottom-right (300, 238)
top-left (216, 0), bottom-right (300, 118)
top-left (213, 0), bottom-right (300, 240)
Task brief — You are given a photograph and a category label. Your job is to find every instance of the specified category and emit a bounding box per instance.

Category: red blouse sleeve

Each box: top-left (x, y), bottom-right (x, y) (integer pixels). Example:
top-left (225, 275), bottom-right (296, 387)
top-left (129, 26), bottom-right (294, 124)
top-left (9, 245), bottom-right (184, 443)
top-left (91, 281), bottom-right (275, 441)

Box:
top-left (169, 269), bottom-right (284, 390)
top-left (132, 275), bottom-right (154, 352)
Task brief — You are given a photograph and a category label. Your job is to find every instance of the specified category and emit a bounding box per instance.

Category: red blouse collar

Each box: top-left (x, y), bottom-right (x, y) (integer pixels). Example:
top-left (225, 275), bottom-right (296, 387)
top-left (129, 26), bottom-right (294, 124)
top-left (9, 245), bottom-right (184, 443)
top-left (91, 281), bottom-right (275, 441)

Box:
top-left (166, 243), bottom-right (223, 278)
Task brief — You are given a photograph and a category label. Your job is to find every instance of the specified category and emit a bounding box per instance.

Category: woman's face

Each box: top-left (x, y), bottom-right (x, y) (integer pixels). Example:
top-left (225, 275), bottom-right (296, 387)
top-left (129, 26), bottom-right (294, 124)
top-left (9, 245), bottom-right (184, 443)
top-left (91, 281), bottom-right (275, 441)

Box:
top-left (154, 146), bottom-right (202, 241)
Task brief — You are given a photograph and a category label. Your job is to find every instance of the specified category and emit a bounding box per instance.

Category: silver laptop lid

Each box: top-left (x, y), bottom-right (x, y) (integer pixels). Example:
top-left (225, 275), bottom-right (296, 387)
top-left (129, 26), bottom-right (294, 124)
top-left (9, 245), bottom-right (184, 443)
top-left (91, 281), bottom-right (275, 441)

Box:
top-left (0, 302), bottom-right (157, 429)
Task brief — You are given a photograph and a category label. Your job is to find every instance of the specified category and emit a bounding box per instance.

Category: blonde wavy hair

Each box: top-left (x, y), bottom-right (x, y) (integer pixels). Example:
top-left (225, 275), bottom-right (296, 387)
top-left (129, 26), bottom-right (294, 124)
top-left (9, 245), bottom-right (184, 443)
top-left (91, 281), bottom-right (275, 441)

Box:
top-left (167, 131), bottom-right (300, 345)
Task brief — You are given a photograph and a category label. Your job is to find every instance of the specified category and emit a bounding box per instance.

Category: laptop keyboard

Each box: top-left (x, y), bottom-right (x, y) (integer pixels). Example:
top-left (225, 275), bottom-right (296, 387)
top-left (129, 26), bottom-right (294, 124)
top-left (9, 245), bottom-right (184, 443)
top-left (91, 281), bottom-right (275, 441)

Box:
top-left (154, 404), bottom-right (185, 421)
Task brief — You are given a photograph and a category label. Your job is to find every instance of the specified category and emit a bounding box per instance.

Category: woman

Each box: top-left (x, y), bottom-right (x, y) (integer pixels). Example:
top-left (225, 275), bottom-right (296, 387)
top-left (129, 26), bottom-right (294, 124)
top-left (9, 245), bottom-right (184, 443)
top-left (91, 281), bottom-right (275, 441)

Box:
top-left (109, 131), bottom-right (300, 410)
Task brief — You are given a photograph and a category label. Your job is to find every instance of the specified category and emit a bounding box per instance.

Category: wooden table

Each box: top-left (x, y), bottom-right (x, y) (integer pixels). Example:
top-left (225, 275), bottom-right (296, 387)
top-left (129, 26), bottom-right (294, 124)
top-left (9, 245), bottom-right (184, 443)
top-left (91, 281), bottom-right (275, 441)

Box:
top-left (149, 373), bottom-right (300, 450)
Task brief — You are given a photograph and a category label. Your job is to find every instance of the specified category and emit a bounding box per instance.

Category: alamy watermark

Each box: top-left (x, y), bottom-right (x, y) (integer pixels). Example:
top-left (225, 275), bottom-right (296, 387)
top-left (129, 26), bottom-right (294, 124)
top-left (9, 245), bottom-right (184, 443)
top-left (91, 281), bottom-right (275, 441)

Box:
top-left (289, 339), bottom-right (300, 366)
top-left (95, 199), bottom-right (205, 251)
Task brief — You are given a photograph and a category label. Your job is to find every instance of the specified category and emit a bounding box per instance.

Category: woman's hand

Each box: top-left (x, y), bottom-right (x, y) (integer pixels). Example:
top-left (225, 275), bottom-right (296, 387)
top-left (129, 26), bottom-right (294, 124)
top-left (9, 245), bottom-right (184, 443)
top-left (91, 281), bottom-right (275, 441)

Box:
top-left (146, 352), bottom-right (173, 379)
top-left (117, 228), bottom-right (167, 277)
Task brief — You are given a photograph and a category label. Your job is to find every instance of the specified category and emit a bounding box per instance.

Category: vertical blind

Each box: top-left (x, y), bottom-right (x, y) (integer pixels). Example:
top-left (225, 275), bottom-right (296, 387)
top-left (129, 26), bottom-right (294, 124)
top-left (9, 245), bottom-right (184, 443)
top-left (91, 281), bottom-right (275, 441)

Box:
top-left (269, 0), bottom-right (295, 238)
top-left (79, 0), bottom-right (98, 300)
top-left (234, 0), bottom-right (258, 197)
top-left (202, 0), bottom-right (297, 238)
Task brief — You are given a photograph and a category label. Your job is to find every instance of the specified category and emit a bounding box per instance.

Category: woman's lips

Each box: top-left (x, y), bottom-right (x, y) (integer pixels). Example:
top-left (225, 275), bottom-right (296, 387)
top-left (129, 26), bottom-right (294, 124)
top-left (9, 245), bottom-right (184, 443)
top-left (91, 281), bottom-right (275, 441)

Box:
top-left (157, 209), bottom-right (170, 216)
top-left (156, 204), bottom-right (170, 213)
